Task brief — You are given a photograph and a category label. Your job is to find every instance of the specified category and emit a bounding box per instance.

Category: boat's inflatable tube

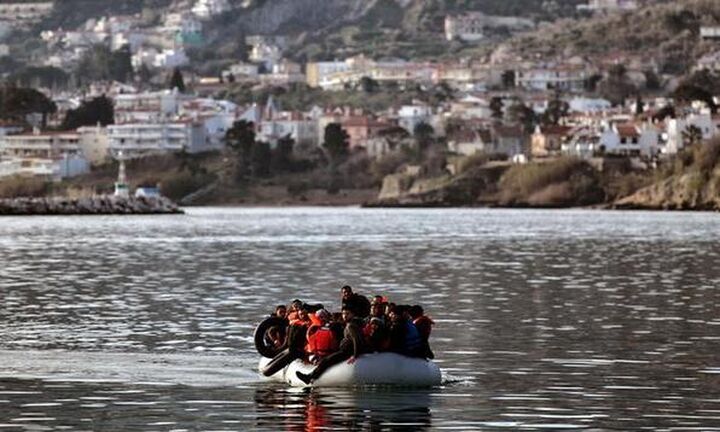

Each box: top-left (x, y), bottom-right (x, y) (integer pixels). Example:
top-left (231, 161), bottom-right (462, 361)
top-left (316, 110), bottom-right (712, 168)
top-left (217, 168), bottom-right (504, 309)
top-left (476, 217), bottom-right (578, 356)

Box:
top-left (254, 316), bottom-right (286, 359)
top-left (258, 352), bottom-right (441, 387)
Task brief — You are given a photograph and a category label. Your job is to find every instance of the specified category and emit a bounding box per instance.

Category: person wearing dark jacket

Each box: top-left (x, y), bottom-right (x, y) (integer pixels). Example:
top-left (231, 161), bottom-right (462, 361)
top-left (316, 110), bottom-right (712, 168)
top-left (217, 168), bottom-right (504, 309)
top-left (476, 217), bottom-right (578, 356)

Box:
top-left (296, 306), bottom-right (367, 384)
top-left (388, 306), bottom-right (423, 358)
top-left (262, 304), bottom-right (311, 377)
top-left (341, 285), bottom-right (371, 318)
top-left (409, 305), bottom-right (434, 359)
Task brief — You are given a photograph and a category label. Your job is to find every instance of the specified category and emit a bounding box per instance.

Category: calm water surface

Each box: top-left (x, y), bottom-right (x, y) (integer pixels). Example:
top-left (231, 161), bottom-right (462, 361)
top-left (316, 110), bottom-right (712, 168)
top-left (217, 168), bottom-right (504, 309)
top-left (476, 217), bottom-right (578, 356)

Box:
top-left (1, 207), bottom-right (719, 431)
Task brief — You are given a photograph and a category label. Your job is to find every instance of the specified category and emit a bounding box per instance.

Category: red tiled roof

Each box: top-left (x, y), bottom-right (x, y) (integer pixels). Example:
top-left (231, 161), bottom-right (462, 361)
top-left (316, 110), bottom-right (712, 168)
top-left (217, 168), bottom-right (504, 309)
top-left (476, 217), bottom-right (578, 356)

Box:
top-left (538, 125), bottom-right (572, 136)
top-left (616, 123), bottom-right (640, 138)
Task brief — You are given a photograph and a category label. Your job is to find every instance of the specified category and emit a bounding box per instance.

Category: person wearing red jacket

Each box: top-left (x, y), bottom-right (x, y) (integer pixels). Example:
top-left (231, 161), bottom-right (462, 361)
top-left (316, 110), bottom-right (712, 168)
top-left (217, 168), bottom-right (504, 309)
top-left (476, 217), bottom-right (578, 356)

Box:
top-left (305, 309), bottom-right (339, 363)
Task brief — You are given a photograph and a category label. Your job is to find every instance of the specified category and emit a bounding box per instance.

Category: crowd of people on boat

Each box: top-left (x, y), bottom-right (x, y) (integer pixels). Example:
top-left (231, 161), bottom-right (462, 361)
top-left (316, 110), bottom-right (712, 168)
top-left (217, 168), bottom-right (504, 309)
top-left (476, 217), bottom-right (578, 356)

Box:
top-left (258, 285), bottom-right (435, 384)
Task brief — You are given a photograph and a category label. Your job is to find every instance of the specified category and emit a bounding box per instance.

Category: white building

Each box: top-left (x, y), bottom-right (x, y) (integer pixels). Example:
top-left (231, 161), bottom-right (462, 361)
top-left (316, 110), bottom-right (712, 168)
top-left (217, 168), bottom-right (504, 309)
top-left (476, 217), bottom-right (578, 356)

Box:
top-left (599, 122), bottom-right (659, 157)
top-left (445, 12), bottom-right (534, 42)
top-left (516, 65), bottom-right (590, 92)
top-left (569, 97), bottom-right (613, 113)
top-left (577, 0), bottom-right (638, 12)
top-left (701, 27), bottom-right (720, 41)
top-left (0, 2), bottom-right (54, 28)
top-left (163, 12), bottom-right (202, 35)
top-left (132, 48), bottom-right (189, 70)
top-left (108, 122), bottom-right (204, 158)
top-left (398, 105), bottom-right (433, 134)
top-left (696, 50), bottom-right (720, 72)
top-left (258, 111), bottom-right (318, 147)
top-left (0, 129), bottom-right (90, 179)
top-left (222, 62), bottom-right (260, 81)
top-left (664, 113), bottom-right (716, 155)
top-left (0, 130), bottom-right (82, 159)
top-left (114, 90), bottom-right (183, 121)
top-left (192, 0), bottom-right (231, 19)
top-left (306, 61), bottom-right (353, 88)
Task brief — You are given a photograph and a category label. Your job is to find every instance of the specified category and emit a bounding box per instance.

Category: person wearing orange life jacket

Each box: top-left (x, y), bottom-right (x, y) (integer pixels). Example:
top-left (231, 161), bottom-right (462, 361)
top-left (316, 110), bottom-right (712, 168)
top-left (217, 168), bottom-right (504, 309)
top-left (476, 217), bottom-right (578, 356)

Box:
top-left (305, 309), bottom-right (339, 364)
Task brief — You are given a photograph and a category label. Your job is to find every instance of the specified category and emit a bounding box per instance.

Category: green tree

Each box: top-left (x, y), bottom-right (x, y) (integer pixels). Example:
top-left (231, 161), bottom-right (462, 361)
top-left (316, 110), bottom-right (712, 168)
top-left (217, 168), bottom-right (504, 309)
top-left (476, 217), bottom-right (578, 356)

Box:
top-left (61, 95), bottom-right (114, 130)
top-left (225, 120), bottom-right (256, 180)
top-left (323, 123), bottom-right (349, 162)
top-left (653, 105), bottom-right (675, 122)
top-left (271, 134), bottom-right (295, 173)
top-left (682, 125), bottom-right (703, 147)
top-left (501, 70), bottom-right (516, 89)
top-left (635, 95), bottom-right (645, 116)
top-left (137, 63), bottom-right (153, 84)
top-left (673, 82), bottom-right (717, 114)
top-left (598, 65), bottom-right (636, 106)
top-left (169, 67), bottom-right (186, 93)
top-left (0, 86), bottom-right (57, 126)
top-left (542, 95), bottom-right (569, 126)
top-left (489, 96), bottom-right (504, 119)
top-left (413, 122), bottom-right (435, 152)
top-left (109, 45), bottom-right (133, 82)
top-left (251, 141), bottom-right (272, 177)
top-left (358, 76), bottom-right (379, 93)
top-left (507, 102), bottom-right (537, 134)
top-left (75, 45), bottom-right (134, 84)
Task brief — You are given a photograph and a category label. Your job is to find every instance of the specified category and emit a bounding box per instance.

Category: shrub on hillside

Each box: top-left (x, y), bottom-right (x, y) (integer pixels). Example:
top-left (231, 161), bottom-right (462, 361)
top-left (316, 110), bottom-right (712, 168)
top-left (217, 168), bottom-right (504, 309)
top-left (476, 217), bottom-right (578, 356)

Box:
top-left (0, 176), bottom-right (52, 198)
top-left (498, 158), bottom-right (604, 206)
top-left (160, 172), bottom-right (216, 201)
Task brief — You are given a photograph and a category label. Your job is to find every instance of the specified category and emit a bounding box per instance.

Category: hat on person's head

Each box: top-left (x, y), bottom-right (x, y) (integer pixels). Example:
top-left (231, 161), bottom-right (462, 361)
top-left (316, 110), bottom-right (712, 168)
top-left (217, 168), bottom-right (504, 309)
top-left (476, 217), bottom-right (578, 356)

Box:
top-left (315, 309), bottom-right (331, 321)
top-left (369, 317), bottom-right (383, 325)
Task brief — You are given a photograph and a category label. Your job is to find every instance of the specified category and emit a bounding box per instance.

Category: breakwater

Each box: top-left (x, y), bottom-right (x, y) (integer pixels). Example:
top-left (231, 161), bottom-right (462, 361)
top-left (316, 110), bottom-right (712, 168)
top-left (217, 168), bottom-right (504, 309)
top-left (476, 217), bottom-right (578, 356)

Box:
top-left (0, 196), bottom-right (183, 215)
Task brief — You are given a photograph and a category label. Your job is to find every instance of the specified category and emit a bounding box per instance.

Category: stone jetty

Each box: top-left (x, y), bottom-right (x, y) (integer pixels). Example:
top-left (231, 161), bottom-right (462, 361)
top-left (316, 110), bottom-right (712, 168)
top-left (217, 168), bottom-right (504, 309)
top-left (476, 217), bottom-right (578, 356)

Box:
top-left (0, 196), bottom-right (183, 216)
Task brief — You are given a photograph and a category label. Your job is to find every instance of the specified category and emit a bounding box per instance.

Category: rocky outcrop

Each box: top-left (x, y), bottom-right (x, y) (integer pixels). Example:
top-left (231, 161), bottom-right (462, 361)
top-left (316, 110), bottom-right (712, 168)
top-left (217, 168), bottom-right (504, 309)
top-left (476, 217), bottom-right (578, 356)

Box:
top-left (369, 165), bottom-right (507, 207)
top-left (614, 171), bottom-right (720, 211)
top-left (0, 196), bottom-right (183, 216)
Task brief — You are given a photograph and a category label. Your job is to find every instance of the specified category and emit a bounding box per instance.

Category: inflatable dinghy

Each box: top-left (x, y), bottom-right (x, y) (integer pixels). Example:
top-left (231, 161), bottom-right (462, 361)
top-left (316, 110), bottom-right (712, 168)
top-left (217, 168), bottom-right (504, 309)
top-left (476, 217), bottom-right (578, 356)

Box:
top-left (258, 352), bottom-right (441, 387)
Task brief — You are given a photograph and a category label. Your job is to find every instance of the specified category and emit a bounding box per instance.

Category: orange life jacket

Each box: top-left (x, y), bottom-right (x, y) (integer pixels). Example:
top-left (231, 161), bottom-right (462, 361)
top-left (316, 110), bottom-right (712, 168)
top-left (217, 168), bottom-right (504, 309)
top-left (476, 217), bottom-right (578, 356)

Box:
top-left (306, 325), bottom-right (339, 357)
top-left (309, 313), bottom-right (322, 327)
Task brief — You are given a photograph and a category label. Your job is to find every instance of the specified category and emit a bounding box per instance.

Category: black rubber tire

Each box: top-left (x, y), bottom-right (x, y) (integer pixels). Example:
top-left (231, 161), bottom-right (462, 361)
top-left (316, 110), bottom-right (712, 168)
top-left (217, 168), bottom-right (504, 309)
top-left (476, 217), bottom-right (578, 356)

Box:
top-left (254, 316), bottom-right (287, 358)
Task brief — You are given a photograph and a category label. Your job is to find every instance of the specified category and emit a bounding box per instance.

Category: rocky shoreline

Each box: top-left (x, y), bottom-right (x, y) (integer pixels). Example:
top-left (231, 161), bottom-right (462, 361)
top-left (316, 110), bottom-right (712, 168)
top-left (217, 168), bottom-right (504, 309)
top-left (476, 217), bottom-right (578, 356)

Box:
top-left (0, 196), bottom-right (183, 216)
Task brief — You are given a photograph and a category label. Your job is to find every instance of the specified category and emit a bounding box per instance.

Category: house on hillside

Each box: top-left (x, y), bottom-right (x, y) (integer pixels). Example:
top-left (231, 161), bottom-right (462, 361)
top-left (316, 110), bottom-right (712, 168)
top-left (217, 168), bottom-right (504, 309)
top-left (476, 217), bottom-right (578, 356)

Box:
top-left (341, 116), bottom-right (394, 150)
top-left (444, 12), bottom-right (534, 42)
top-left (577, 0), bottom-right (638, 13)
top-left (599, 122), bottom-right (659, 157)
top-left (531, 125), bottom-right (573, 158)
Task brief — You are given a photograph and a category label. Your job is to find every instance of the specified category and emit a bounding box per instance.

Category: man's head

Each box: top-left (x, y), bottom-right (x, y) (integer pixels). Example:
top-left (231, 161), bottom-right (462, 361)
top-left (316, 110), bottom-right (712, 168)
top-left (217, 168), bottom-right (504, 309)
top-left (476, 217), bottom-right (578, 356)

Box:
top-left (341, 305), bottom-right (356, 322)
top-left (315, 308), bottom-right (331, 324)
top-left (275, 305), bottom-right (287, 318)
top-left (297, 304), bottom-right (310, 321)
top-left (371, 302), bottom-right (385, 318)
top-left (290, 299), bottom-right (303, 311)
top-left (341, 285), bottom-right (353, 301)
top-left (369, 317), bottom-right (383, 332)
top-left (388, 307), bottom-right (401, 323)
top-left (408, 305), bottom-right (423, 319)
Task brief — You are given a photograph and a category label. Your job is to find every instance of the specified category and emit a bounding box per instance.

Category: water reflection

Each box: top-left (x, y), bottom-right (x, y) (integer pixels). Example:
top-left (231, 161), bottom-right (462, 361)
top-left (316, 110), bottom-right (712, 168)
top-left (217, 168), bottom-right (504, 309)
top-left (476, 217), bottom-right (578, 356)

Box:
top-left (254, 386), bottom-right (432, 431)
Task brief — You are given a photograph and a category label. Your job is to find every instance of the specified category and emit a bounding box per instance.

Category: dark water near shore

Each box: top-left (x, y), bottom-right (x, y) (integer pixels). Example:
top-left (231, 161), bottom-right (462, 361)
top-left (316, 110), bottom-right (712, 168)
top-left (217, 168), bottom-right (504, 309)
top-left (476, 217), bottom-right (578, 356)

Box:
top-left (1, 207), bottom-right (720, 431)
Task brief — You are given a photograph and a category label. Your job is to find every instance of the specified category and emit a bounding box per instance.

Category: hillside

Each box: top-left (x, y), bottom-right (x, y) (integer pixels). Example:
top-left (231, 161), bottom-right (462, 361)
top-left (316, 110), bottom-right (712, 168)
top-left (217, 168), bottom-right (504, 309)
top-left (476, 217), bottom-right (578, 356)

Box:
top-left (1, 0), bottom-right (589, 67)
top-left (503, 0), bottom-right (720, 74)
top-left (615, 140), bottom-right (720, 210)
